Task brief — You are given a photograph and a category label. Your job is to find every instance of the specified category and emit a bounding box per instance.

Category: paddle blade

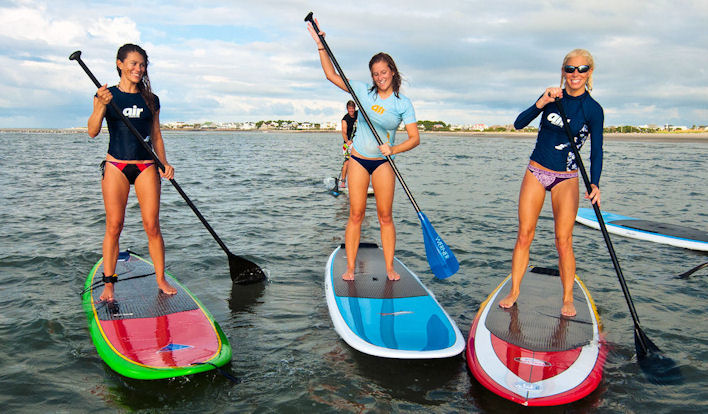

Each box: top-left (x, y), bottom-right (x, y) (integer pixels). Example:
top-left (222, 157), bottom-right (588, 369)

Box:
top-left (635, 327), bottom-right (683, 385)
top-left (228, 253), bottom-right (267, 284)
top-left (675, 261), bottom-right (708, 279)
top-left (418, 212), bottom-right (459, 279)
top-left (635, 329), bottom-right (683, 384)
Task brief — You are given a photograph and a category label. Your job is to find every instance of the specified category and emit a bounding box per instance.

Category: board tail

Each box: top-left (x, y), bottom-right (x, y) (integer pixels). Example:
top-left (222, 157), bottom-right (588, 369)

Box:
top-left (418, 212), bottom-right (459, 279)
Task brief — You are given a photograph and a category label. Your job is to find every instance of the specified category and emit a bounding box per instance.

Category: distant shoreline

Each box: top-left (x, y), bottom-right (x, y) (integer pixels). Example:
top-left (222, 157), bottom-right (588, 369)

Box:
top-left (2, 128), bottom-right (707, 143)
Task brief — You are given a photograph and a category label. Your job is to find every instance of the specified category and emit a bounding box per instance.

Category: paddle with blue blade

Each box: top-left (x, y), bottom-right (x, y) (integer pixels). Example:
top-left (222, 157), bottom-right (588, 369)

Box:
top-left (70, 51), bottom-right (266, 284)
top-left (555, 97), bottom-right (681, 384)
top-left (305, 12), bottom-right (459, 279)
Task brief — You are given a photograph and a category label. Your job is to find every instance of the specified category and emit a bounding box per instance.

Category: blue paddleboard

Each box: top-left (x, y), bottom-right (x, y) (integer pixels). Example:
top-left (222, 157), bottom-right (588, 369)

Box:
top-left (576, 208), bottom-right (708, 251)
top-left (324, 243), bottom-right (464, 359)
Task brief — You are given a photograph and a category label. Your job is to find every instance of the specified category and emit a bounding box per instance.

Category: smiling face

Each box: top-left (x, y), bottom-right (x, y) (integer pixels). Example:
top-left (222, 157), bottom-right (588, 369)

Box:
top-left (562, 55), bottom-right (593, 96)
top-left (117, 51), bottom-right (147, 86)
top-left (370, 60), bottom-right (394, 94)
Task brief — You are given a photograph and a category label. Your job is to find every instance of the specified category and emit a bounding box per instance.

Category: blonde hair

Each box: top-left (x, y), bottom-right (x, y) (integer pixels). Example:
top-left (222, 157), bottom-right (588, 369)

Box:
top-left (560, 48), bottom-right (594, 92)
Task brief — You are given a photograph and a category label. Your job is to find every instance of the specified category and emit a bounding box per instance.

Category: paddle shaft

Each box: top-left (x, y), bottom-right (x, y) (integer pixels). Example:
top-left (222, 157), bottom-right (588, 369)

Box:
top-left (70, 52), bottom-right (236, 261)
top-left (305, 13), bottom-right (421, 213)
top-left (554, 98), bottom-right (651, 352)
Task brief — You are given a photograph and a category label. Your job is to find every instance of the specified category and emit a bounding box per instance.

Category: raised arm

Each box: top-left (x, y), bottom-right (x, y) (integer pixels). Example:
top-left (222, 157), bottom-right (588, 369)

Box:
top-left (306, 20), bottom-right (348, 93)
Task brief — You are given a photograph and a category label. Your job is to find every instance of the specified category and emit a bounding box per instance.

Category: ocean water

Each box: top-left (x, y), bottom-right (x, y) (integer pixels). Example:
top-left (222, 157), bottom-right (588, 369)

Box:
top-left (0, 130), bottom-right (706, 413)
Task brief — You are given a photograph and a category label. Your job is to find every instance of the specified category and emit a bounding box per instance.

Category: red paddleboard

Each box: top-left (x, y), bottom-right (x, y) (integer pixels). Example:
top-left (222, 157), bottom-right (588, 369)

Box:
top-left (466, 266), bottom-right (606, 406)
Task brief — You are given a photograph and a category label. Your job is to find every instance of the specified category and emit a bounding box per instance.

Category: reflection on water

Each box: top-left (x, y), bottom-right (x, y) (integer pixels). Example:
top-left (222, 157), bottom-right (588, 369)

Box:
top-left (0, 131), bottom-right (706, 412)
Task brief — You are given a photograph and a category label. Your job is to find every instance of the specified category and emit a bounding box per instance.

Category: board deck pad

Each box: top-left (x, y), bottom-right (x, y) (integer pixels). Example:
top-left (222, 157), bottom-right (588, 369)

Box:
top-left (92, 258), bottom-right (198, 320)
top-left (485, 267), bottom-right (593, 352)
top-left (331, 246), bottom-right (428, 299)
top-left (609, 219), bottom-right (708, 242)
top-left (325, 243), bottom-right (464, 359)
top-left (83, 251), bottom-right (231, 380)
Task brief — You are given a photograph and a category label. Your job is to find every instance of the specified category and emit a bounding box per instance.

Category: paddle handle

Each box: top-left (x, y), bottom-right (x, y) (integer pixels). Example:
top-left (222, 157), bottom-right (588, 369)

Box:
top-left (70, 51), bottom-right (234, 257)
top-left (554, 99), bottom-right (645, 329)
top-left (305, 13), bottom-right (421, 213)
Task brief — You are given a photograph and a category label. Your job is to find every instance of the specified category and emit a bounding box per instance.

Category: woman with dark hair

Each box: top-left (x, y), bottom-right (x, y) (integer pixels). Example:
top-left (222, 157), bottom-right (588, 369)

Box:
top-left (307, 22), bottom-right (420, 281)
top-left (499, 49), bottom-right (604, 317)
top-left (87, 43), bottom-right (176, 302)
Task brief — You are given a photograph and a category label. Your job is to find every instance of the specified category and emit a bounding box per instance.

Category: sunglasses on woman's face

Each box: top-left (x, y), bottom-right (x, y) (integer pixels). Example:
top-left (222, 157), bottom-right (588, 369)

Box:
top-left (564, 65), bottom-right (590, 74)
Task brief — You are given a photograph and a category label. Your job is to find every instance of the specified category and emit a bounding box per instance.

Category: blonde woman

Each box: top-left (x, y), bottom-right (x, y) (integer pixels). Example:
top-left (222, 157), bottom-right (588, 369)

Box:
top-left (499, 49), bottom-right (604, 317)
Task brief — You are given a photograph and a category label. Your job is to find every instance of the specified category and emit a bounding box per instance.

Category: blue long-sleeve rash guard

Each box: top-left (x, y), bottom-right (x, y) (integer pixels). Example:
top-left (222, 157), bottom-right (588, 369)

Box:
top-left (514, 91), bottom-right (604, 186)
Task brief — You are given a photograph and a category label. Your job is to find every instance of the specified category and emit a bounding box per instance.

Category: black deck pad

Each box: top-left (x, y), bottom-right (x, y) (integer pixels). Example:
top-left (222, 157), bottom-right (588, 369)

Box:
top-left (91, 254), bottom-right (198, 321)
top-left (331, 244), bottom-right (428, 299)
top-left (609, 219), bottom-right (708, 242)
top-left (485, 267), bottom-right (594, 352)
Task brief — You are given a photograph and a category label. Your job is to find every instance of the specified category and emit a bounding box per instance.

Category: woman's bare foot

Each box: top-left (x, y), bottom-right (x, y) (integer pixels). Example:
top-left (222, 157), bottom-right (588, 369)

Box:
top-left (157, 277), bottom-right (177, 295)
top-left (99, 283), bottom-right (115, 301)
top-left (561, 300), bottom-right (576, 317)
top-left (498, 290), bottom-right (520, 309)
top-left (342, 268), bottom-right (355, 281)
top-left (387, 269), bottom-right (400, 281)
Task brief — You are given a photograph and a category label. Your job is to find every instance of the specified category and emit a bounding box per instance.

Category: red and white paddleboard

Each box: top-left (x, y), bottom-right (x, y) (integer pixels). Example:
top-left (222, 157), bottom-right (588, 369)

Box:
top-left (466, 266), bottom-right (606, 406)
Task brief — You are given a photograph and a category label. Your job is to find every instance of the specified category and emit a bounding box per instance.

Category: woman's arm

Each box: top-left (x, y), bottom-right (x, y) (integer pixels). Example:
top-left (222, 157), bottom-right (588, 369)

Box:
top-left (306, 20), bottom-right (348, 92)
top-left (88, 84), bottom-right (111, 137)
top-left (379, 123), bottom-right (420, 156)
top-left (149, 110), bottom-right (174, 180)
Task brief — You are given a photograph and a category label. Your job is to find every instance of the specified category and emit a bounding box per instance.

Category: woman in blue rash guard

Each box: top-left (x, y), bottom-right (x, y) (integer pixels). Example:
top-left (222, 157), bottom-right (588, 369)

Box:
top-left (307, 20), bottom-right (420, 282)
top-left (498, 49), bottom-right (604, 317)
top-left (87, 44), bottom-right (176, 302)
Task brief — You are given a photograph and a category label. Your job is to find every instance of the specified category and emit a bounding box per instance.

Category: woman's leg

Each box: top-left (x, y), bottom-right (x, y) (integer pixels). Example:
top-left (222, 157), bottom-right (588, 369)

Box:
top-left (550, 177), bottom-right (580, 316)
top-left (499, 169), bottom-right (546, 308)
top-left (371, 162), bottom-right (398, 280)
top-left (100, 163), bottom-right (130, 301)
top-left (342, 159), bottom-right (370, 280)
top-left (134, 166), bottom-right (176, 295)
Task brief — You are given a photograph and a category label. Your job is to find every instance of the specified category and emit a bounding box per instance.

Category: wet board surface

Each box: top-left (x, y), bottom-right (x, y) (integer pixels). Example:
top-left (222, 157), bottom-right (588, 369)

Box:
top-left (82, 251), bottom-right (231, 380)
top-left (324, 243), bottom-right (464, 359)
top-left (576, 208), bottom-right (708, 251)
top-left (466, 266), bottom-right (606, 406)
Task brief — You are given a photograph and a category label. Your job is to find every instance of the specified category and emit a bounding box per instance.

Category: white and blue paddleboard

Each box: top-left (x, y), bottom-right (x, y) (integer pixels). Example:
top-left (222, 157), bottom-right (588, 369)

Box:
top-left (324, 243), bottom-right (464, 359)
top-left (576, 208), bottom-right (708, 251)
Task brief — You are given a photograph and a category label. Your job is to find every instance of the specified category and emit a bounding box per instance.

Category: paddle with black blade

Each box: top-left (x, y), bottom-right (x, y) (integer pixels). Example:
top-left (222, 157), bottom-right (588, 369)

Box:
top-left (70, 51), bottom-right (266, 284)
top-left (305, 12), bottom-right (459, 279)
top-left (555, 97), bottom-right (681, 383)
top-left (675, 261), bottom-right (708, 279)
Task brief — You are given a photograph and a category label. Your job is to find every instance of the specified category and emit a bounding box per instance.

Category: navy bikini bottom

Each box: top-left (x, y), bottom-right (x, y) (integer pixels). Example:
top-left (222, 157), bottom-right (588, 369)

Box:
top-left (351, 155), bottom-right (388, 175)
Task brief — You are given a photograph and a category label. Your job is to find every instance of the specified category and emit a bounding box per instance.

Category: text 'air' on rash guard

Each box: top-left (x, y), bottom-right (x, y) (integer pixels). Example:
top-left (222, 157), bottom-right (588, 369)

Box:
top-left (349, 81), bottom-right (416, 159)
top-left (104, 86), bottom-right (160, 161)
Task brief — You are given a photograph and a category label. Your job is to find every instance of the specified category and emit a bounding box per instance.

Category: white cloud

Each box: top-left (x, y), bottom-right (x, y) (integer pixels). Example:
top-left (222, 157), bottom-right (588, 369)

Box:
top-left (87, 17), bottom-right (140, 46)
top-left (1, 0), bottom-right (707, 128)
top-left (0, 4), bottom-right (84, 46)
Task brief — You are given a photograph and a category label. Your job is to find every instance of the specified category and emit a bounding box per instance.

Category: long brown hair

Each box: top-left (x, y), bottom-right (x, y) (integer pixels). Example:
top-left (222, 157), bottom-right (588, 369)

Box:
top-left (368, 52), bottom-right (402, 98)
top-left (116, 43), bottom-right (157, 114)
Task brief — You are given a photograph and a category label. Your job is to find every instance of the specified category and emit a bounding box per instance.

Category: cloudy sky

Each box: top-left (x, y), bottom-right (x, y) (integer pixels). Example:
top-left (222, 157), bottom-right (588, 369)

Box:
top-left (1, 0), bottom-right (706, 128)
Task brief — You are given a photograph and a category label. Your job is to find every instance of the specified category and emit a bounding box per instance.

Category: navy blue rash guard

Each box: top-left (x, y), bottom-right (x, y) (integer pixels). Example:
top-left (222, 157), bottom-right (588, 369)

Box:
top-left (514, 91), bottom-right (604, 186)
top-left (104, 86), bottom-right (160, 161)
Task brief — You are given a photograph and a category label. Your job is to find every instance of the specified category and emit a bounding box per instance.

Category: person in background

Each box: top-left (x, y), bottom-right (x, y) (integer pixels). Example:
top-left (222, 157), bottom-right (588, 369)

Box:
top-left (498, 49), bottom-right (604, 317)
top-left (308, 20), bottom-right (420, 281)
top-left (87, 43), bottom-right (176, 302)
top-left (339, 100), bottom-right (358, 188)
